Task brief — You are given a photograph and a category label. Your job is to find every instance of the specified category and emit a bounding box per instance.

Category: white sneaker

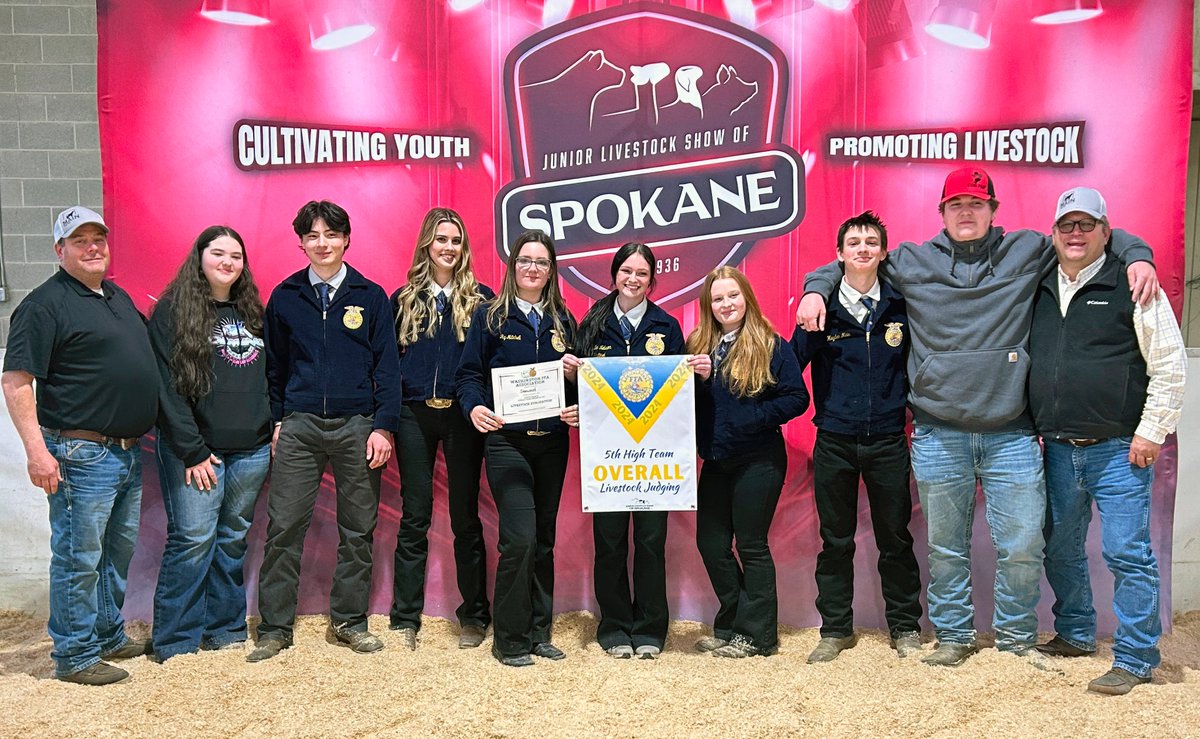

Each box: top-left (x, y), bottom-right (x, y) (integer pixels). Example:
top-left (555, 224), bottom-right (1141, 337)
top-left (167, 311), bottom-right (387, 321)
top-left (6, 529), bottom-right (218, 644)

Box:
top-left (635, 645), bottom-right (660, 659)
top-left (606, 644), bottom-right (634, 659)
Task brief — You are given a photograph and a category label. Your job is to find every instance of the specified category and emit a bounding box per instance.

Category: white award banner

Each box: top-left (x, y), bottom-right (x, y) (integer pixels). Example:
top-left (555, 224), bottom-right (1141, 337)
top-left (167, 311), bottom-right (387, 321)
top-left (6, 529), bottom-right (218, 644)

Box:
top-left (579, 355), bottom-right (697, 512)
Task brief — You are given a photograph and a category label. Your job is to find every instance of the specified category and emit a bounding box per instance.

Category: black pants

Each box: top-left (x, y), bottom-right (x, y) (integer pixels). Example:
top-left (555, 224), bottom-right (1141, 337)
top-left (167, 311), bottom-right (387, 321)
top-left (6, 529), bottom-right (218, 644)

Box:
top-left (257, 413), bottom-right (381, 640)
top-left (696, 434), bottom-right (786, 650)
top-left (812, 429), bottom-right (922, 638)
top-left (390, 402), bottom-right (490, 631)
top-left (484, 431), bottom-right (569, 657)
top-left (592, 510), bottom-right (669, 650)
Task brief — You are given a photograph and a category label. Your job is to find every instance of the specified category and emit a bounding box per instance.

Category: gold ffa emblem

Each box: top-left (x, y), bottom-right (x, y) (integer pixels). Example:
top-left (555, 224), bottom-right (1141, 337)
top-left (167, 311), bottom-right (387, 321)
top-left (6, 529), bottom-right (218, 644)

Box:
top-left (645, 333), bottom-right (666, 356)
top-left (618, 367), bottom-right (653, 403)
top-left (551, 330), bottom-right (567, 353)
top-left (884, 322), bottom-right (904, 347)
top-left (343, 306), bottom-right (365, 330)
top-left (528, 367), bottom-right (538, 377)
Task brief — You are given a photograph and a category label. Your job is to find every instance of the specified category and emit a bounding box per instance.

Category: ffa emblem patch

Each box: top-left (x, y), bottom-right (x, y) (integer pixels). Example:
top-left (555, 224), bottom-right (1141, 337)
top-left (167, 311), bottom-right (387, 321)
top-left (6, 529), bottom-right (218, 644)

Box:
top-left (343, 306), bottom-right (364, 330)
top-left (645, 333), bottom-right (666, 356)
top-left (884, 322), bottom-right (903, 347)
top-left (618, 367), bottom-right (654, 403)
top-left (551, 330), bottom-right (567, 352)
top-left (528, 367), bottom-right (538, 377)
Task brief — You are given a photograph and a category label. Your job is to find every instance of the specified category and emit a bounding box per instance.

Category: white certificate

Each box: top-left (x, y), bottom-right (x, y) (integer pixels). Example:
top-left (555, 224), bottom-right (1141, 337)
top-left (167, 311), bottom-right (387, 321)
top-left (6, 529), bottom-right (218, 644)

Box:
top-left (491, 360), bottom-right (566, 424)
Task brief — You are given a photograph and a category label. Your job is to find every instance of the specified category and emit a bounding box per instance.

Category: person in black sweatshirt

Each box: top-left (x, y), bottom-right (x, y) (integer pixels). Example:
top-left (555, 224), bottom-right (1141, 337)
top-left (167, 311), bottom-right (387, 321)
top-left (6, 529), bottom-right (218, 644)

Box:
top-left (248, 201), bottom-right (401, 663)
top-left (388, 208), bottom-right (495, 650)
top-left (562, 242), bottom-right (708, 659)
top-left (687, 266), bottom-right (808, 658)
top-left (790, 211), bottom-right (922, 664)
top-left (456, 229), bottom-right (577, 667)
top-left (148, 225), bottom-right (272, 661)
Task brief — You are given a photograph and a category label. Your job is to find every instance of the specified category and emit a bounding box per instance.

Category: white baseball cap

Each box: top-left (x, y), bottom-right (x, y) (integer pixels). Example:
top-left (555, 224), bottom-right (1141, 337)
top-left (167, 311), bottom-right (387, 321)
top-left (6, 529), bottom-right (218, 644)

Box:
top-left (53, 206), bottom-right (108, 241)
top-left (1054, 187), bottom-right (1107, 222)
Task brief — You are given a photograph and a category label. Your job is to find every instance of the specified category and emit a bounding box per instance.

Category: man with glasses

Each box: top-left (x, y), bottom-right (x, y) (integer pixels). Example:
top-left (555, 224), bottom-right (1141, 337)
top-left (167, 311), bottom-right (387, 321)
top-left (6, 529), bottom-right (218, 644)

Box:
top-left (2, 206), bottom-right (158, 684)
top-left (1029, 187), bottom-right (1185, 695)
top-left (248, 200), bottom-right (401, 662)
top-left (796, 168), bottom-right (1159, 667)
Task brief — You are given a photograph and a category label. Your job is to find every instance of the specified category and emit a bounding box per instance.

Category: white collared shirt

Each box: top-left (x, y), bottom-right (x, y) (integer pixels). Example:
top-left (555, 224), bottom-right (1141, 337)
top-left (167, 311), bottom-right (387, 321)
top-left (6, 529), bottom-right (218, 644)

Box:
top-left (837, 278), bottom-right (881, 326)
top-left (309, 264), bottom-right (348, 300)
top-left (1057, 253), bottom-right (1188, 443)
top-left (515, 297), bottom-right (544, 319)
top-left (615, 299), bottom-right (648, 331)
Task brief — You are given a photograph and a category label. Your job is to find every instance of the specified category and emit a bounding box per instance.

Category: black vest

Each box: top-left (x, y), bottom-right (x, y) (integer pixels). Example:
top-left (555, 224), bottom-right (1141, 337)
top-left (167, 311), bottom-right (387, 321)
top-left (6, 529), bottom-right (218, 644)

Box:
top-left (1028, 254), bottom-right (1147, 439)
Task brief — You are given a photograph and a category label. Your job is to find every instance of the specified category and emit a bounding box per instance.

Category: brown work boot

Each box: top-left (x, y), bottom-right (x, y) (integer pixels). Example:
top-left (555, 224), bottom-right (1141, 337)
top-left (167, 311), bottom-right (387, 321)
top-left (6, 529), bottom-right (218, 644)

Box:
top-left (59, 662), bottom-right (129, 686)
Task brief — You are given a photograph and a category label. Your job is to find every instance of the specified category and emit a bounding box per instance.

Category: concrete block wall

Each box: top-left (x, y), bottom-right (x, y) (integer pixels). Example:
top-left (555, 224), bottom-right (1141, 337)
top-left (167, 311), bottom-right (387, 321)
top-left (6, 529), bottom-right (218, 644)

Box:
top-left (0, 0), bottom-right (101, 346)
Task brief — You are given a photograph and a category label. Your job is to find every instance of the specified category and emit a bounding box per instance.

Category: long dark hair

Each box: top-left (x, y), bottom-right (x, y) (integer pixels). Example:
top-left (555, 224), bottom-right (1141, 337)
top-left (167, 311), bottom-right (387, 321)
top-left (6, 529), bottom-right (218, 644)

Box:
top-left (486, 229), bottom-right (574, 339)
top-left (575, 242), bottom-right (657, 355)
top-left (152, 225), bottom-right (264, 401)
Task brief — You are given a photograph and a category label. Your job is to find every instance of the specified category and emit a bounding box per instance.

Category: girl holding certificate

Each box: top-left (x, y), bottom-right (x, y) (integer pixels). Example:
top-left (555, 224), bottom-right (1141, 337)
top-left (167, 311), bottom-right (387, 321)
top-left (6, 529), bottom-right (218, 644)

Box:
top-left (148, 226), bottom-right (272, 661)
top-left (389, 208), bottom-right (495, 651)
top-left (563, 243), bottom-right (708, 659)
top-left (687, 266), bottom-right (808, 658)
top-left (456, 229), bottom-right (578, 668)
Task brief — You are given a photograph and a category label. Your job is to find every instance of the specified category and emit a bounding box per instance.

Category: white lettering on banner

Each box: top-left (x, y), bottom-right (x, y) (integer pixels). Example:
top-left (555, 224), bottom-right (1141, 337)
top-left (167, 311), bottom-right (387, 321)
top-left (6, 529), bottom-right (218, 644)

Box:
top-left (825, 121), bottom-right (1085, 168)
top-left (233, 119), bottom-right (472, 171)
top-left (518, 171), bottom-right (780, 242)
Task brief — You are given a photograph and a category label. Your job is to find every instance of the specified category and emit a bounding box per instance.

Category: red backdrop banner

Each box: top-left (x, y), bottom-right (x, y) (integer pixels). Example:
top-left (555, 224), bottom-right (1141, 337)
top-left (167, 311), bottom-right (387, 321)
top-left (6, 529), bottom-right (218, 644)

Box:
top-left (99, 0), bottom-right (1192, 634)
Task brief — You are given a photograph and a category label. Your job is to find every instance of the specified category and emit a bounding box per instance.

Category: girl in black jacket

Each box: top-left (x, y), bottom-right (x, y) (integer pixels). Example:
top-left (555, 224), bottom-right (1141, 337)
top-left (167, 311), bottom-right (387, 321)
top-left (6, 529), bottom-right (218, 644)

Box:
top-left (456, 229), bottom-right (577, 667)
top-left (389, 208), bottom-right (494, 650)
top-left (686, 266), bottom-right (808, 658)
top-left (563, 243), bottom-right (709, 659)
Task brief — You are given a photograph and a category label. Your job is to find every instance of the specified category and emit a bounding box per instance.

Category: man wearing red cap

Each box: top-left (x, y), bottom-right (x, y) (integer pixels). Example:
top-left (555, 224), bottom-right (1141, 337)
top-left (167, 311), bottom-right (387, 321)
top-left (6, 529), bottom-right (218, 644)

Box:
top-left (796, 168), bottom-right (1158, 667)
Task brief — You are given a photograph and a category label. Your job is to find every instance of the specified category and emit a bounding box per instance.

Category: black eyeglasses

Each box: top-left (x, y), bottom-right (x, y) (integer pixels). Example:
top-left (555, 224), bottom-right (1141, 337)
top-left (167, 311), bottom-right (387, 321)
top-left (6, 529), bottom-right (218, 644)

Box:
top-left (1054, 218), bottom-right (1100, 234)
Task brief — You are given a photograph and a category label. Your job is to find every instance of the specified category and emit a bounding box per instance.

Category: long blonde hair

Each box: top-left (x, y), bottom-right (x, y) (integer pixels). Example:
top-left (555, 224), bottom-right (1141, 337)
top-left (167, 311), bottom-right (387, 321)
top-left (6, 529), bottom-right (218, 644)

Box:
top-left (394, 208), bottom-right (486, 345)
top-left (686, 266), bottom-right (777, 397)
top-left (487, 229), bottom-right (574, 342)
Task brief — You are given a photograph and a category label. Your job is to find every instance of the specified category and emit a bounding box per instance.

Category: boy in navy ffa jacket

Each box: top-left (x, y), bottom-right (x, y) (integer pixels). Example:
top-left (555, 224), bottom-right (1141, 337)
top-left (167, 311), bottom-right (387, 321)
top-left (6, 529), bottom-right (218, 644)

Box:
top-left (248, 200), bottom-right (401, 663)
top-left (790, 211), bottom-right (922, 664)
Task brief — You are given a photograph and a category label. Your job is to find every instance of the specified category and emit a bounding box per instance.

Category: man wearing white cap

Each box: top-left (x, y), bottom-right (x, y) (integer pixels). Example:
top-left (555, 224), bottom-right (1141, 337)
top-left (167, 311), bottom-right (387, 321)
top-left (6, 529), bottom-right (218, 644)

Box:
top-left (796, 168), bottom-right (1161, 668)
top-left (1029, 187), bottom-right (1186, 695)
top-left (1, 207), bottom-right (159, 685)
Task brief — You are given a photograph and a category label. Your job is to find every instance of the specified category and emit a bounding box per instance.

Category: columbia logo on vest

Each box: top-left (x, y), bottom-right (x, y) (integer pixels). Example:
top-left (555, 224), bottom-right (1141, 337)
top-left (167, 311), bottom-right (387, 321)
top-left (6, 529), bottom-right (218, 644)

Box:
top-left (1086, 300), bottom-right (1109, 305)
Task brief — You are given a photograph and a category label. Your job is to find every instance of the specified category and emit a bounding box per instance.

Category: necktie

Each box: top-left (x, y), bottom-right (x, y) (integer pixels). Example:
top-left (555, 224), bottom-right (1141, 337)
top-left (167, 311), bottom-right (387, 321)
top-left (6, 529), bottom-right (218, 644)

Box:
top-left (619, 316), bottom-right (634, 342)
top-left (861, 295), bottom-right (876, 333)
top-left (712, 339), bottom-right (731, 370)
top-left (528, 308), bottom-right (540, 333)
top-left (317, 282), bottom-right (330, 312)
top-left (435, 292), bottom-right (447, 315)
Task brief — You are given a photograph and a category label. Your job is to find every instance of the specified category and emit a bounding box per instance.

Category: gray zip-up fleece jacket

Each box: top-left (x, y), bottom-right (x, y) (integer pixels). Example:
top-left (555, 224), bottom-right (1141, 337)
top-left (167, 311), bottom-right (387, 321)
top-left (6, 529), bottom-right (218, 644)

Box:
top-left (803, 226), bottom-right (1152, 432)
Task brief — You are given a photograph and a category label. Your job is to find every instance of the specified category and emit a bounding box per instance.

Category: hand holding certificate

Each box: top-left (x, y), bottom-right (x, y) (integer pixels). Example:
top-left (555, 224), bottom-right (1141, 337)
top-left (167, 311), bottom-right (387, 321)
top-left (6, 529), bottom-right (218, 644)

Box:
top-left (491, 360), bottom-right (566, 423)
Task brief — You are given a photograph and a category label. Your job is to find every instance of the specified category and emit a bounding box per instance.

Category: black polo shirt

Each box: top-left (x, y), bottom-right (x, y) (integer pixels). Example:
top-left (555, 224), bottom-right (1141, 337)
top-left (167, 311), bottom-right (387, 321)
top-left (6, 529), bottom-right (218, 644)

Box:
top-left (4, 268), bottom-right (158, 438)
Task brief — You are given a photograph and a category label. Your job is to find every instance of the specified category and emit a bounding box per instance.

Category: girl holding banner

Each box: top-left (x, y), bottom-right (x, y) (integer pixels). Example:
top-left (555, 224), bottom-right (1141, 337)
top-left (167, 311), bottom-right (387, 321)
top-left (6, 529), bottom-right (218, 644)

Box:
top-left (456, 230), bottom-right (578, 668)
top-left (687, 266), bottom-right (808, 658)
top-left (563, 243), bottom-right (709, 660)
top-left (389, 208), bottom-right (495, 651)
top-left (148, 226), bottom-right (272, 661)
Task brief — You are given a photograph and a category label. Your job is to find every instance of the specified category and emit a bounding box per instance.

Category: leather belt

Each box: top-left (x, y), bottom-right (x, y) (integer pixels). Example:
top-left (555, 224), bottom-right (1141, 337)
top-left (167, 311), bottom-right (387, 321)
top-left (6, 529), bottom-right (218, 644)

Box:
top-left (45, 428), bottom-right (140, 451)
top-left (1067, 438), bottom-right (1102, 448)
top-left (424, 398), bottom-right (454, 409)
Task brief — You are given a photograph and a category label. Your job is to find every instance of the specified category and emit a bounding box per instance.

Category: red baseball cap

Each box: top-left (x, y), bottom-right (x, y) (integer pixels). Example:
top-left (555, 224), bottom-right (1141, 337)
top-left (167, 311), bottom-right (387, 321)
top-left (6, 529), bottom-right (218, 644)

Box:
top-left (940, 167), bottom-right (997, 204)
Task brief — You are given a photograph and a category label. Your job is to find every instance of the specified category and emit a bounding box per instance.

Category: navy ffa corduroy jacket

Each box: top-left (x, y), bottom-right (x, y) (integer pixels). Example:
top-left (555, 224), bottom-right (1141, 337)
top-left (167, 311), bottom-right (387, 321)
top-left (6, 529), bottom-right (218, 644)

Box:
top-left (455, 301), bottom-right (577, 435)
top-left (391, 284), bottom-right (496, 402)
top-left (264, 263), bottom-right (401, 431)
top-left (790, 280), bottom-right (909, 436)
top-left (579, 301), bottom-right (686, 358)
top-left (696, 335), bottom-right (809, 461)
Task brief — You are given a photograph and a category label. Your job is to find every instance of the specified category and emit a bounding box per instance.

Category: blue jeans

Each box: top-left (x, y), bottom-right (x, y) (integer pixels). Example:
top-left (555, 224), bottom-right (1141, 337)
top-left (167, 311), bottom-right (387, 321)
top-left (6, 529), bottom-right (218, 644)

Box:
top-left (1043, 438), bottom-right (1159, 677)
top-left (912, 426), bottom-right (1045, 650)
top-left (43, 431), bottom-right (143, 677)
top-left (152, 441), bottom-right (270, 660)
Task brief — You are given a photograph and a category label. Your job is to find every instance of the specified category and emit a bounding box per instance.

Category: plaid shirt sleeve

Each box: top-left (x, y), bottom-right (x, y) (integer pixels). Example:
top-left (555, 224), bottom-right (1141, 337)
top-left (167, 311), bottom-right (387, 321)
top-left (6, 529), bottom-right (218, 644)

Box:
top-left (1132, 289), bottom-right (1188, 444)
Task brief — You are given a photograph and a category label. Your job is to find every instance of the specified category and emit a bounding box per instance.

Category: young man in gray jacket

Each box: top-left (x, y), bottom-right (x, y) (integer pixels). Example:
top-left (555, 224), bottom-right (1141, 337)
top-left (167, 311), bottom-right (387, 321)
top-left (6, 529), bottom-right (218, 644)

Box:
top-left (796, 168), bottom-right (1158, 667)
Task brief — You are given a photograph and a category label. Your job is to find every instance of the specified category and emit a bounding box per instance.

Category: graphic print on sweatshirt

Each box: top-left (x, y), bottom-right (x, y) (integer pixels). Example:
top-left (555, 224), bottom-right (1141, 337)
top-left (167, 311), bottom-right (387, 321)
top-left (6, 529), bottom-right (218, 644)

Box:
top-left (212, 316), bottom-right (264, 367)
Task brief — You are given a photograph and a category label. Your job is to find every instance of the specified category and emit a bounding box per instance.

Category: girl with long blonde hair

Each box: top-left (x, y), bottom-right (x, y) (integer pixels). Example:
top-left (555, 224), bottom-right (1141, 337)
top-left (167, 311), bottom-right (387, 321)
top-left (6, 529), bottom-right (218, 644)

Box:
top-left (686, 266), bottom-right (808, 659)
